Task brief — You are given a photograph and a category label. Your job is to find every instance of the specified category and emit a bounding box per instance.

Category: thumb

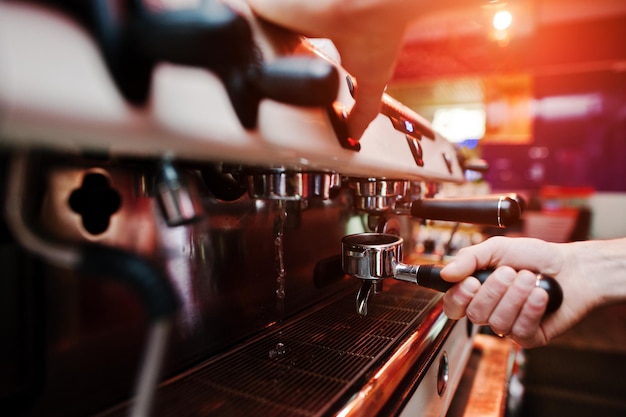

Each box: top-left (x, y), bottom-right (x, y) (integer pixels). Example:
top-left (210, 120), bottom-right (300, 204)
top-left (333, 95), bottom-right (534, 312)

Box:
top-left (440, 258), bottom-right (480, 283)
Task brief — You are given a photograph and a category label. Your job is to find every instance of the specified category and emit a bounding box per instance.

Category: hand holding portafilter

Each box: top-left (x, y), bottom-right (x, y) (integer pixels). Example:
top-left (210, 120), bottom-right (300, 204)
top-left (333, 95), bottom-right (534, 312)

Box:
top-left (341, 233), bottom-right (563, 316)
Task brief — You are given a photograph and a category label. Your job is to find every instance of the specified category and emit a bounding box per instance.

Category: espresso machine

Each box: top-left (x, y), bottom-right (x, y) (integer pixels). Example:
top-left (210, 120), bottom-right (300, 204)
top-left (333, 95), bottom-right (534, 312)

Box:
top-left (0, 1), bottom-right (531, 416)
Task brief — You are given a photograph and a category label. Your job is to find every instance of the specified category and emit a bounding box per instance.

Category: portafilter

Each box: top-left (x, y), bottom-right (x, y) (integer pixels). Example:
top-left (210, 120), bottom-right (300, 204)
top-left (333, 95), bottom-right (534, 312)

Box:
top-left (342, 233), bottom-right (563, 316)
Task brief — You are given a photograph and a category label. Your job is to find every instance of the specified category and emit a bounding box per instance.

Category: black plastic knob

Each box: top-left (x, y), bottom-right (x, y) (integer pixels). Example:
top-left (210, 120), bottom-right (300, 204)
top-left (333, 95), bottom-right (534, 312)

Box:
top-left (256, 57), bottom-right (339, 107)
top-left (410, 195), bottom-right (521, 228)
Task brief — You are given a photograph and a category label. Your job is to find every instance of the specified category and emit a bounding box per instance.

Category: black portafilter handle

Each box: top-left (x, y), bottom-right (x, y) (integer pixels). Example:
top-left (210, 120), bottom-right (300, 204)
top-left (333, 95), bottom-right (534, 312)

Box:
top-left (414, 265), bottom-right (563, 315)
top-left (410, 195), bottom-right (521, 228)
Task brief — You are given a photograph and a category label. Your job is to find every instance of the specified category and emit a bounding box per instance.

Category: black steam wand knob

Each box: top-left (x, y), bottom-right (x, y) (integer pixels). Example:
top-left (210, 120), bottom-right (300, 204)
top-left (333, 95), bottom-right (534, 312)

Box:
top-left (407, 195), bottom-right (522, 228)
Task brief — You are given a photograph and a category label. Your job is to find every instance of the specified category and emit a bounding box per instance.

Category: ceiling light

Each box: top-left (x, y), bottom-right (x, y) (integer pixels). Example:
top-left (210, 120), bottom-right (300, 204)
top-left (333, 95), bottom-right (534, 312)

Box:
top-left (493, 10), bottom-right (513, 31)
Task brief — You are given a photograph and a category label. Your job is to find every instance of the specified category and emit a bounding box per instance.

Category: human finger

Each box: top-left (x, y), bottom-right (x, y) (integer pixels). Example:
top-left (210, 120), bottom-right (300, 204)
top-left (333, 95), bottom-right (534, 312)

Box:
top-left (510, 287), bottom-right (549, 347)
top-left (441, 236), bottom-right (563, 284)
top-left (487, 270), bottom-right (537, 336)
top-left (443, 277), bottom-right (481, 319)
top-left (345, 85), bottom-right (384, 140)
top-left (440, 255), bottom-right (482, 284)
top-left (248, 0), bottom-right (407, 140)
top-left (465, 266), bottom-right (516, 325)
top-left (247, 0), bottom-right (331, 34)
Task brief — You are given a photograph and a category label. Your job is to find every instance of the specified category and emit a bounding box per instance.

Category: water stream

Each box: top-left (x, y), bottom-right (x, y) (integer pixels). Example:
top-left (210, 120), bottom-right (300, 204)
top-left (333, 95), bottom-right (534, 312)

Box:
top-left (269, 200), bottom-right (288, 359)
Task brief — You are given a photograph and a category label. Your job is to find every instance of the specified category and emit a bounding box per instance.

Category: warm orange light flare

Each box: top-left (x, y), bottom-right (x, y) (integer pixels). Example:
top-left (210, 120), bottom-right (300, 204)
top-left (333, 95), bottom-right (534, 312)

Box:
top-left (493, 10), bottom-right (513, 31)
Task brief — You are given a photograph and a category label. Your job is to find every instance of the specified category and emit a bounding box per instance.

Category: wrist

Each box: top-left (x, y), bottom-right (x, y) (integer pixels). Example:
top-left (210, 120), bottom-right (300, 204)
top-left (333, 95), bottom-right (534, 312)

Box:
top-left (568, 238), bottom-right (626, 305)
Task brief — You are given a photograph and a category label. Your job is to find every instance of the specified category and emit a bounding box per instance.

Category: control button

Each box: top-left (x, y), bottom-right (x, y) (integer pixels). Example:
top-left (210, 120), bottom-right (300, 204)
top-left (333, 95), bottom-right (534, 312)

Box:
top-left (406, 135), bottom-right (424, 167)
top-left (381, 95), bottom-right (435, 139)
top-left (389, 116), bottom-right (418, 136)
top-left (437, 351), bottom-right (449, 397)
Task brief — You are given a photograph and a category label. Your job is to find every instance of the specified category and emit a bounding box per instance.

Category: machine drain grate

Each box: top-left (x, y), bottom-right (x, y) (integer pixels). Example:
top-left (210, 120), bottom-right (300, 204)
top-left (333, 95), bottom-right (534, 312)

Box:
top-left (101, 282), bottom-right (442, 417)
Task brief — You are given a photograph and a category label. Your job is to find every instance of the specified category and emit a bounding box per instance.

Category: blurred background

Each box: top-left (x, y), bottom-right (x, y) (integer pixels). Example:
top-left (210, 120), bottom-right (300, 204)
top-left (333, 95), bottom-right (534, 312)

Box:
top-left (388, 0), bottom-right (626, 242)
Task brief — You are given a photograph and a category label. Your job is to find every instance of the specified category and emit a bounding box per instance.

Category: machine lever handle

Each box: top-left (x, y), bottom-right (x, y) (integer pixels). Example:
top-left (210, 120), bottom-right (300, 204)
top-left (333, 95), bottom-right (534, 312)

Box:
top-left (410, 195), bottom-right (521, 228)
top-left (256, 57), bottom-right (339, 107)
top-left (413, 265), bottom-right (563, 315)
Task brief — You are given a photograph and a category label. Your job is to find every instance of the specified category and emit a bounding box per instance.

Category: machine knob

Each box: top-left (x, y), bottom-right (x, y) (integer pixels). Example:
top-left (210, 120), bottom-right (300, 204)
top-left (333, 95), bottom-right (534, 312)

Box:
top-left (462, 158), bottom-right (490, 173)
top-left (410, 195), bottom-right (521, 228)
top-left (134, 4), bottom-right (339, 127)
top-left (255, 57), bottom-right (339, 108)
top-left (132, 2), bottom-right (254, 70)
top-left (72, 0), bottom-right (339, 128)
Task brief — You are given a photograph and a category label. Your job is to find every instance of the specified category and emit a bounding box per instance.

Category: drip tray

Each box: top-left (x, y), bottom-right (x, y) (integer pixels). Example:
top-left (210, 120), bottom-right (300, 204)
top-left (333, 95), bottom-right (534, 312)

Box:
top-left (101, 282), bottom-right (447, 417)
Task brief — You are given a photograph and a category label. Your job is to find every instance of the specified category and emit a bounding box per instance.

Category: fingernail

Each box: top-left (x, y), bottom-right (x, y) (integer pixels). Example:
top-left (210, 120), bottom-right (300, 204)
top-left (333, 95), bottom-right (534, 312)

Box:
top-left (441, 261), bottom-right (457, 275)
top-left (528, 287), bottom-right (548, 306)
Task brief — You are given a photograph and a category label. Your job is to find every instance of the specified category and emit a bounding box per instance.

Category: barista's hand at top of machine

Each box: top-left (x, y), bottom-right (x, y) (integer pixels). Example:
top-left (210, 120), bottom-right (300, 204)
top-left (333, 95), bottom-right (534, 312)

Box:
top-left (247, 0), bottom-right (471, 140)
top-left (440, 236), bottom-right (626, 348)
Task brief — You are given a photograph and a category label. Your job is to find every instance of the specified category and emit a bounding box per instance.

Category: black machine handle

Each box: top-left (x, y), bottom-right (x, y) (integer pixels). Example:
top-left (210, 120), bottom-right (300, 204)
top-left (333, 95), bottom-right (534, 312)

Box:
top-left (415, 265), bottom-right (563, 315)
top-left (255, 57), bottom-right (339, 107)
top-left (410, 195), bottom-right (521, 228)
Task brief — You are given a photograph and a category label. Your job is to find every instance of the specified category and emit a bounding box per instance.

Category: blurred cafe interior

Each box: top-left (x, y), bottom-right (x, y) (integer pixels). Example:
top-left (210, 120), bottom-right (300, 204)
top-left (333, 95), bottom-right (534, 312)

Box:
top-left (0, 1), bottom-right (625, 417)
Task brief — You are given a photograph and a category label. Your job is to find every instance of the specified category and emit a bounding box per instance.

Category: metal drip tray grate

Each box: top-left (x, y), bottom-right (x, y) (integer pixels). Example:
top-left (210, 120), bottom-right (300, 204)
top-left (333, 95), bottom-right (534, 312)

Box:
top-left (101, 282), bottom-right (444, 417)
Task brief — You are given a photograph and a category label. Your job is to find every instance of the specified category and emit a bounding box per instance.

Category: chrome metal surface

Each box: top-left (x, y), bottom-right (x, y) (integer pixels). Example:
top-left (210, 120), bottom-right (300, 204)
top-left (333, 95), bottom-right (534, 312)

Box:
top-left (349, 179), bottom-right (409, 197)
top-left (129, 319), bottom-right (172, 417)
top-left (348, 179), bottom-right (410, 212)
top-left (341, 232), bottom-right (423, 285)
top-left (394, 263), bottom-right (421, 284)
top-left (342, 233), bottom-right (443, 315)
top-left (247, 170), bottom-right (340, 200)
top-left (340, 232), bottom-right (427, 285)
top-left (352, 195), bottom-right (399, 213)
top-left (496, 195), bottom-right (505, 228)
top-left (356, 280), bottom-right (375, 316)
top-left (4, 152), bottom-right (81, 269)
top-left (155, 160), bottom-right (205, 227)
top-left (342, 233), bottom-right (403, 280)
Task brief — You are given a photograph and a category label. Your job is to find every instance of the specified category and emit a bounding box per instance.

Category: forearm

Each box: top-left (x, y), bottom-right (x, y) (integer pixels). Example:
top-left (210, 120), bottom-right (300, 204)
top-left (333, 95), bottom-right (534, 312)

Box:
top-left (566, 238), bottom-right (626, 305)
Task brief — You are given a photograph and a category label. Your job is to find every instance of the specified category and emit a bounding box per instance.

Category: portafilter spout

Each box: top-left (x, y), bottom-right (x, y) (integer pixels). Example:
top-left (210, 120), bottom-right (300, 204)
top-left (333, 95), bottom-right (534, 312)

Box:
top-left (341, 233), bottom-right (563, 316)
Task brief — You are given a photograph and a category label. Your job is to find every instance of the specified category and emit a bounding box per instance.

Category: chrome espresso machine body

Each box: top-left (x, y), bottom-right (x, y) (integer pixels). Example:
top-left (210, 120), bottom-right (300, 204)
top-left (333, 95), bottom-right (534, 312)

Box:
top-left (0, 1), bottom-right (513, 416)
